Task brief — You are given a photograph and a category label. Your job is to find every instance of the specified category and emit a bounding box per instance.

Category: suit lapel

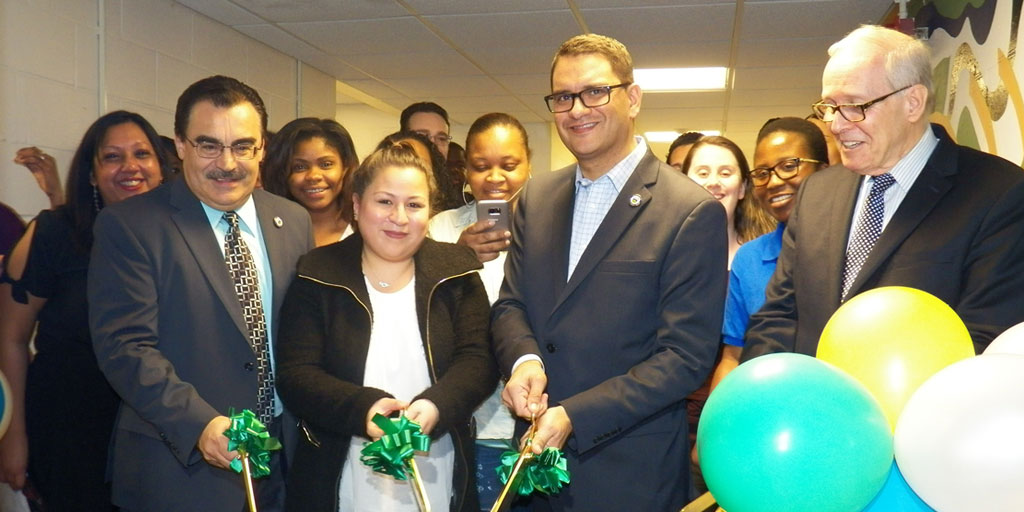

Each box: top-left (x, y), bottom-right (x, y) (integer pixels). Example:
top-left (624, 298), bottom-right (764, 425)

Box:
top-left (168, 179), bottom-right (249, 340)
top-left (252, 190), bottom-right (288, 315)
top-left (547, 171), bottom-right (574, 298)
top-left (847, 133), bottom-right (955, 297)
top-left (826, 170), bottom-right (862, 303)
top-left (553, 151), bottom-right (656, 311)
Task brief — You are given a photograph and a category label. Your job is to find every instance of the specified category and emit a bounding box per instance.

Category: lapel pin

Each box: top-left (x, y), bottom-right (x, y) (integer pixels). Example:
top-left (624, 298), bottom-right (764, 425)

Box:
top-left (273, 216), bottom-right (283, 228)
top-left (629, 194), bottom-right (642, 207)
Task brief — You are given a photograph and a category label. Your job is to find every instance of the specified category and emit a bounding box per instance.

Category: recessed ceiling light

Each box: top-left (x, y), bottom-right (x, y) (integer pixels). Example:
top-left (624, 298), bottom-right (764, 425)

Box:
top-left (634, 67), bottom-right (728, 92)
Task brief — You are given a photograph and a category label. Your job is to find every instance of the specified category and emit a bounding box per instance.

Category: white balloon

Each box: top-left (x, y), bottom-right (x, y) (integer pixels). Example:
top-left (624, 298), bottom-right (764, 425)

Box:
top-left (894, 355), bottom-right (1024, 512)
top-left (985, 322), bottom-right (1024, 356)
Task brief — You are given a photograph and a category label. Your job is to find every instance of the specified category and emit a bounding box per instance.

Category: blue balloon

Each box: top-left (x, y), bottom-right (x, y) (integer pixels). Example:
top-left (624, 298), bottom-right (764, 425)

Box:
top-left (862, 461), bottom-right (934, 511)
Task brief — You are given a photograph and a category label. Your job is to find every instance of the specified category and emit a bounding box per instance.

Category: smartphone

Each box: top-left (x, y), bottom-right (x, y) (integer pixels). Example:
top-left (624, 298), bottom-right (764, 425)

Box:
top-left (476, 199), bottom-right (510, 234)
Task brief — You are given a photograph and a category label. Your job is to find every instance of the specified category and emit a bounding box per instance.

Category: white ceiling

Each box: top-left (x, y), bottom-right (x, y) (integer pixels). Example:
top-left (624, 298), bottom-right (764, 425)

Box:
top-left (175, 0), bottom-right (896, 156)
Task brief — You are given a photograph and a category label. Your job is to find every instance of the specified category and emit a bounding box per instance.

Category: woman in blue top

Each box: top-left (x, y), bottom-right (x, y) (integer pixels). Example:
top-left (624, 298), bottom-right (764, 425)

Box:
top-left (710, 117), bottom-right (828, 388)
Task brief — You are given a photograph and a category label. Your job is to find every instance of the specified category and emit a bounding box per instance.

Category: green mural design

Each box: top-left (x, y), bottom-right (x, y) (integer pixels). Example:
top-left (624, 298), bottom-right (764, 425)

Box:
top-left (956, 108), bottom-right (982, 150)
top-left (933, 0), bottom-right (987, 19)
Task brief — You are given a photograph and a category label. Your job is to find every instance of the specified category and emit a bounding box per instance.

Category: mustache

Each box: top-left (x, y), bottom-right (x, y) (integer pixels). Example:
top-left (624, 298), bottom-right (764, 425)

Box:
top-left (205, 168), bottom-right (250, 181)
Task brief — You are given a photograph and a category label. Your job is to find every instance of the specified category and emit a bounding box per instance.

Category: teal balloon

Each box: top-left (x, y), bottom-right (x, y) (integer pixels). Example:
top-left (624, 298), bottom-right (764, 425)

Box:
top-left (862, 461), bottom-right (934, 511)
top-left (698, 353), bottom-right (892, 512)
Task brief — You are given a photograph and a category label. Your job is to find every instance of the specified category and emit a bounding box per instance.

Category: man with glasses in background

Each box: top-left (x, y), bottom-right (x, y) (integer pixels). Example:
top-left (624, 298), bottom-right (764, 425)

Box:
top-left (742, 25), bottom-right (1024, 361)
top-left (492, 33), bottom-right (727, 510)
top-left (401, 101), bottom-right (453, 158)
top-left (89, 75), bottom-right (312, 511)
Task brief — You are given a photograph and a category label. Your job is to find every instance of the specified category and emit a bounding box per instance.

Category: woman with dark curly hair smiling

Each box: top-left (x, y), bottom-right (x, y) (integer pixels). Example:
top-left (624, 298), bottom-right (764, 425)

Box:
top-left (262, 117), bottom-right (359, 247)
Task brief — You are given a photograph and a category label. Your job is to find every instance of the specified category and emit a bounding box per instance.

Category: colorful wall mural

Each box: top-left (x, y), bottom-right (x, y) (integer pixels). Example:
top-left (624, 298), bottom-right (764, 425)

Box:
top-left (911, 0), bottom-right (1024, 165)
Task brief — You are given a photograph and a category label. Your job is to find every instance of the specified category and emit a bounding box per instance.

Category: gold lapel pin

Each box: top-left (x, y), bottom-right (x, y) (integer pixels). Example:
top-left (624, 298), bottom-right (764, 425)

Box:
top-left (273, 216), bottom-right (283, 228)
top-left (629, 194), bottom-right (642, 207)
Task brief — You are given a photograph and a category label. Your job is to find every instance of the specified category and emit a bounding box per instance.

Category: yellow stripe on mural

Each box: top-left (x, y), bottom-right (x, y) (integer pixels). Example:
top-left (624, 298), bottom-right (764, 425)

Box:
top-left (998, 50), bottom-right (1024, 160)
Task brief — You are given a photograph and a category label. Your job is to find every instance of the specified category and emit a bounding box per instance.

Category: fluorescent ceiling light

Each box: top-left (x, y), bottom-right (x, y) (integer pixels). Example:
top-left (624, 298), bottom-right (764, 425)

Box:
top-left (644, 130), bottom-right (721, 142)
top-left (634, 67), bottom-right (728, 91)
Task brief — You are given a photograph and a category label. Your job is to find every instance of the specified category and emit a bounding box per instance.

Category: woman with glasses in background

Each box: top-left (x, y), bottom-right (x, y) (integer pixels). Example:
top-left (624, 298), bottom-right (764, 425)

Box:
top-left (710, 117), bottom-right (828, 387)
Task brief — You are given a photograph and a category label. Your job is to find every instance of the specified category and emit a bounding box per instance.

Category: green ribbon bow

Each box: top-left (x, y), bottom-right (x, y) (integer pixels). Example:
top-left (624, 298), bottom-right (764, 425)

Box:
top-left (497, 447), bottom-right (571, 496)
top-left (359, 414), bottom-right (432, 480)
top-left (223, 408), bottom-right (282, 479)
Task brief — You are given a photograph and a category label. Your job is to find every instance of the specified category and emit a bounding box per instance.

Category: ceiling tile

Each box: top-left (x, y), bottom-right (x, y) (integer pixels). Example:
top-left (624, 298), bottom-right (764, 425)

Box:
top-left (274, 18), bottom-right (449, 55)
top-left (229, 0), bottom-right (407, 23)
top-left (628, 42), bottom-right (732, 68)
top-left (343, 79), bottom-right (409, 101)
top-left (422, 11), bottom-right (581, 51)
top-left (742, 0), bottom-right (894, 40)
top-left (404, 0), bottom-right (568, 15)
top-left (582, 4), bottom-right (735, 45)
top-left (342, 50), bottom-right (483, 80)
top-left (730, 87), bottom-right (821, 107)
top-left (382, 75), bottom-right (506, 99)
top-left (579, 0), bottom-right (734, 6)
top-left (176, 0), bottom-right (265, 25)
top-left (735, 37), bottom-right (834, 68)
top-left (175, 0), bottom-right (894, 159)
top-left (466, 46), bottom-right (556, 76)
top-left (493, 74), bottom-right (551, 96)
top-left (733, 65), bottom-right (823, 91)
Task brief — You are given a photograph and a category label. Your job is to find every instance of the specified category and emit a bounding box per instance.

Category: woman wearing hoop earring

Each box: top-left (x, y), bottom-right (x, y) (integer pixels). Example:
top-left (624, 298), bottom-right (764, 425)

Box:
top-left (427, 112), bottom-right (532, 511)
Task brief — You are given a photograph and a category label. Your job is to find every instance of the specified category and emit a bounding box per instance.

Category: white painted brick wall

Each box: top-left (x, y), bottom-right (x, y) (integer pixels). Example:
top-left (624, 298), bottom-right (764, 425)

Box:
top-left (0, 0), bottom-right (335, 219)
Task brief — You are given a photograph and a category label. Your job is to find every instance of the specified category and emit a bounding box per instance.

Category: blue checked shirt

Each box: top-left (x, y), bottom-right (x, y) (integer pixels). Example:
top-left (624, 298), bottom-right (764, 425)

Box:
top-left (567, 137), bottom-right (648, 279)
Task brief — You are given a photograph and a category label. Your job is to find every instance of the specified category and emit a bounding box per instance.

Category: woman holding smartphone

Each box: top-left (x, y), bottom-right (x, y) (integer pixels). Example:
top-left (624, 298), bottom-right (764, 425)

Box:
top-left (427, 112), bottom-right (531, 510)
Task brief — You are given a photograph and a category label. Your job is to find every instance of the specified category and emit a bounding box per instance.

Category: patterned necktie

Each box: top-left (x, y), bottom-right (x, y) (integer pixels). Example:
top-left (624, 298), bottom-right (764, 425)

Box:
top-left (222, 211), bottom-right (274, 425)
top-left (842, 173), bottom-right (896, 300)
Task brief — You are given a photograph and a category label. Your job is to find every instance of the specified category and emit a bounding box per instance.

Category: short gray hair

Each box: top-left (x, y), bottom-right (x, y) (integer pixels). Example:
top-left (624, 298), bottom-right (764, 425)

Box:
top-left (828, 25), bottom-right (933, 112)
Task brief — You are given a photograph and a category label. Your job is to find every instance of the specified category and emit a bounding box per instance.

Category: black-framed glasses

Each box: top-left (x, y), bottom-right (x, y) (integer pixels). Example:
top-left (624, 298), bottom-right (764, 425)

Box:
top-left (184, 137), bottom-right (263, 160)
top-left (750, 158), bottom-right (822, 187)
top-left (811, 85), bottom-right (913, 123)
top-left (544, 83), bottom-right (632, 113)
top-left (413, 131), bottom-right (452, 146)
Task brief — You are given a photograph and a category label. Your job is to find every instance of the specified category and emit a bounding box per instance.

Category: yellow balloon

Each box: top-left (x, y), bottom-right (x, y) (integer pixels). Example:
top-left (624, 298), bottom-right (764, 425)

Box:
top-left (817, 286), bottom-right (974, 431)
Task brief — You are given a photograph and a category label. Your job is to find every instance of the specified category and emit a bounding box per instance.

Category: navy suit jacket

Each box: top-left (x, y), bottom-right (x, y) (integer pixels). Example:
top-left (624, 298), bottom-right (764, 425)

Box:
top-left (742, 124), bottom-right (1024, 359)
top-left (89, 178), bottom-right (313, 511)
top-left (492, 149), bottom-right (727, 511)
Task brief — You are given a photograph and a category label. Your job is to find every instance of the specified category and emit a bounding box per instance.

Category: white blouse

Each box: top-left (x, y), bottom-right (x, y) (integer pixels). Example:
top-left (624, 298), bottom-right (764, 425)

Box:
top-left (337, 277), bottom-right (454, 512)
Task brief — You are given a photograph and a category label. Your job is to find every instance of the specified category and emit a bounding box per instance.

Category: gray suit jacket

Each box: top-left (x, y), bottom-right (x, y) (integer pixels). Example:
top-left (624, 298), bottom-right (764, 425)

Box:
top-left (491, 149), bottom-right (727, 511)
top-left (742, 124), bottom-right (1024, 359)
top-left (89, 177), bottom-right (313, 511)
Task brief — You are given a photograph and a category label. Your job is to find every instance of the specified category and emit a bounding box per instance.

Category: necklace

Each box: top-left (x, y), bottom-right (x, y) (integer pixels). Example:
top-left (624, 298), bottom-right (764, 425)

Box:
top-left (362, 255), bottom-right (414, 291)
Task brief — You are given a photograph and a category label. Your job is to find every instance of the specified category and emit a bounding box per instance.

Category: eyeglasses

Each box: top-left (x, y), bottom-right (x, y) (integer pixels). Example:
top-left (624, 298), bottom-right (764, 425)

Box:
top-left (544, 83), bottom-right (632, 113)
top-left (184, 137), bottom-right (263, 160)
top-left (750, 158), bottom-right (822, 187)
top-left (811, 85), bottom-right (912, 123)
top-left (414, 131), bottom-right (452, 146)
